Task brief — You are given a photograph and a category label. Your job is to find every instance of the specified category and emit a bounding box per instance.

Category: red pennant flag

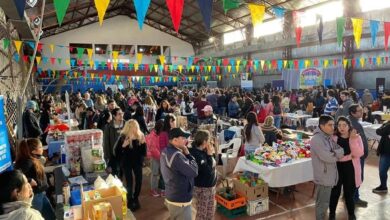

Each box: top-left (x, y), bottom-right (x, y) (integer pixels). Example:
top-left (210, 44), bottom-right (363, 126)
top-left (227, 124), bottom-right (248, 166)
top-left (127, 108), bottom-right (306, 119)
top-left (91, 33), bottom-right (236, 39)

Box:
top-left (107, 61), bottom-right (112, 70)
top-left (77, 59), bottom-right (83, 66)
top-left (351, 58), bottom-right (356, 68)
top-left (182, 76), bottom-right (185, 81)
top-left (166, 0), bottom-right (184, 32)
top-left (295, 27), bottom-right (303, 47)
top-left (294, 60), bottom-right (299, 69)
top-left (333, 59), bottom-right (338, 66)
top-left (50, 57), bottom-right (56, 65)
top-left (200, 65), bottom-right (204, 72)
top-left (385, 22), bottom-right (390, 51)
top-left (194, 57), bottom-right (200, 64)
top-left (248, 60), bottom-right (253, 66)
top-left (23, 55), bottom-right (29, 62)
top-left (99, 74), bottom-right (103, 78)
top-left (37, 43), bottom-right (43, 52)
top-left (271, 60), bottom-right (277, 69)
top-left (386, 57), bottom-right (389, 64)
top-left (216, 66), bottom-right (220, 73)
top-left (369, 57), bottom-right (372, 65)
top-left (69, 46), bottom-right (74, 52)
top-left (223, 58), bottom-right (229, 66)
top-left (313, 59), bottom-right (318, 67)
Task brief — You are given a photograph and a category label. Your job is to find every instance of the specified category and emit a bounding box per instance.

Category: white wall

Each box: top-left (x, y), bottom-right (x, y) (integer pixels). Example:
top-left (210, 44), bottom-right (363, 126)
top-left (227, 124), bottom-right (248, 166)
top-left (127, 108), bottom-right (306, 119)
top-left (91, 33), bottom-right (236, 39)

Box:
top-left (39, 16), bottom-right (194, 70)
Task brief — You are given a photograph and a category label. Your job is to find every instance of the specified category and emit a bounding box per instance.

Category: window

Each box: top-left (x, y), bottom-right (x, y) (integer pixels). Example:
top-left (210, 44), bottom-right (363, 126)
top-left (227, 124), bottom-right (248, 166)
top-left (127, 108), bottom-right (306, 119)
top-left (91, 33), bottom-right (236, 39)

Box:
top-left (253, 18), bottom-right (283, 38)
top-left (137, 45), bottom-right (161, 55)
top-left (299, 1), bottom-right (343, 27)
top-left (223, 29), bottom-right (246, 45)
top-left (360, 0), bottom-right (390, 12)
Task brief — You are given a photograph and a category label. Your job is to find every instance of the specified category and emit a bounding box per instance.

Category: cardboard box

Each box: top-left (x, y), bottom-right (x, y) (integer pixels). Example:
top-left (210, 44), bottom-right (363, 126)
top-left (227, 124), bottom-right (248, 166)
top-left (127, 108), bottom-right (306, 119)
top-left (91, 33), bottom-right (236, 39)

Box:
top-left (233, 179), bottom-right (268, 201)
top-left (247, 197), bottom-right (269, 216)
top-left (82, 186), bottom-right (123, 220)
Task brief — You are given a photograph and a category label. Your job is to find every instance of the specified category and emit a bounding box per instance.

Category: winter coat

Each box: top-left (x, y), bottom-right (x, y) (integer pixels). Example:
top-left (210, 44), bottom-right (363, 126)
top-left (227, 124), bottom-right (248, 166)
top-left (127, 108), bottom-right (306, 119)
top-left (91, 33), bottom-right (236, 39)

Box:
top-left (0, 201), bottom-right (43, 220)
top-left (376, 122), bottom-right (390, 155)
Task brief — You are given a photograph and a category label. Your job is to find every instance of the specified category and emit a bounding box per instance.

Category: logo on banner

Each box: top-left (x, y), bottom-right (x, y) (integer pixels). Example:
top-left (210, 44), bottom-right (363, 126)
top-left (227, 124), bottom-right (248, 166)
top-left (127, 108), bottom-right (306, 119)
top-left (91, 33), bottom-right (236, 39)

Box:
top-left (0, 96), bottom-right (12, 173)
top-left (300, 68), bottom-right (323, 89)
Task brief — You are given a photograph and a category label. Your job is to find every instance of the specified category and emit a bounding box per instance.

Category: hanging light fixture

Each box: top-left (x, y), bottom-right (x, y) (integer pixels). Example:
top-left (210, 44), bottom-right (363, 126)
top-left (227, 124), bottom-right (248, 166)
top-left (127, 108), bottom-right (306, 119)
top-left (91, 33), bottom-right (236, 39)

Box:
top-left (33, 16), bottom-right (41, 26)
top-left (26, 0), bottom-right (38, 8)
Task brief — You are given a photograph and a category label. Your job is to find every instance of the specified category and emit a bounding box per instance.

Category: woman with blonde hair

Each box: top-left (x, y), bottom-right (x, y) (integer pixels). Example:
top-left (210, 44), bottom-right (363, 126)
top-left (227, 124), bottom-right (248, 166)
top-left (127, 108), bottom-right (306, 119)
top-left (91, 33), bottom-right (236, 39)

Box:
top-left (261, 116), bottom-right (283, 146)
top-left (94, 95), bottom-right (106, 113)
top-left (114, 119), bottom-right (146, 212)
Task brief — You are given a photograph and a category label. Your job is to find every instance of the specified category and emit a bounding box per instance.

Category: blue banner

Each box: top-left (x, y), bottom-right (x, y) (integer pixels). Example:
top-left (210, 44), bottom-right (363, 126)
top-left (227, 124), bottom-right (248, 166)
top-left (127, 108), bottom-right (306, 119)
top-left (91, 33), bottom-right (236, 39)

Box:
top-left (0, 96), bottom-right (12, 173)
top-left (197, 0), bottom-right (213, 32)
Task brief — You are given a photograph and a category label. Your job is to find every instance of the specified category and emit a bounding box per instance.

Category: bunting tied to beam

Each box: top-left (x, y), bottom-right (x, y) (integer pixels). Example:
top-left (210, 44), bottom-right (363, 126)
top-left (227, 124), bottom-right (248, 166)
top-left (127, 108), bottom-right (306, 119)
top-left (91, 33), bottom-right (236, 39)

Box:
top-left (248, 4), bottom-right (265, 26)
top-left (54, 0), bottom-right (70, 26)
top-left (352, 18), bottom-right (363, 49)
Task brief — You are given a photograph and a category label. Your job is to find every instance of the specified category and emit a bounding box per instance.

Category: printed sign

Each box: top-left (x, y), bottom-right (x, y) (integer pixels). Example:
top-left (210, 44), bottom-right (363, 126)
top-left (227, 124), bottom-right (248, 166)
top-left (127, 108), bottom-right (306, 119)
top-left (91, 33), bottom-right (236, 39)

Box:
top-left (300, 68), bottom-right (323, 89)
top-left (0, 96), bottom-right (12, 173)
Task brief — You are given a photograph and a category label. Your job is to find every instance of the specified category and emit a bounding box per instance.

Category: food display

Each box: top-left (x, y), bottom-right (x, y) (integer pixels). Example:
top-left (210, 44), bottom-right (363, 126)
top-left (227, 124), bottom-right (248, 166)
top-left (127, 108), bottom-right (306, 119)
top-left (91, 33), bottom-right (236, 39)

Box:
top-left (246, 140), bottom-right (311, 167)
top-left (64, 130), bottom-right (104, 176)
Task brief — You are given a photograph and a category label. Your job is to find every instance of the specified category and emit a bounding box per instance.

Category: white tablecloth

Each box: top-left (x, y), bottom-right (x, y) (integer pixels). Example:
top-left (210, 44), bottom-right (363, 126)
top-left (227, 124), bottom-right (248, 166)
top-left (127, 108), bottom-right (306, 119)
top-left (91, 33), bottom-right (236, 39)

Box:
top-left (363, 124), bottom-right (382, 141)
top-left (233, 157), bottom-right (313, 187)
top-left (306, 118), bottom-right (319, 128)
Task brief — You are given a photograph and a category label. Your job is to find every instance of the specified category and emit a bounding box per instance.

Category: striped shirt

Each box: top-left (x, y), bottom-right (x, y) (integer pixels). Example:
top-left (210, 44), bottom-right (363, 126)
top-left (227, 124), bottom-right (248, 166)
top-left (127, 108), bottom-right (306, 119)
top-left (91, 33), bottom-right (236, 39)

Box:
top-left (324, 97), bottom-right (338, 115)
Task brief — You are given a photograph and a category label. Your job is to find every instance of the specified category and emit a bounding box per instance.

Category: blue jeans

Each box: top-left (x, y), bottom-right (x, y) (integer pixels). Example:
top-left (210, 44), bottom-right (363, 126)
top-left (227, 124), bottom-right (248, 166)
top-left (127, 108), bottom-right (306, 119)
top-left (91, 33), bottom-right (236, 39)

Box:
top-left (354, 157), bottom-right (365, 201)
top-left (32, 192), bottom-right (56, 220)
top-left (379, 154), bottom-right (390, 188)
top-left (274, 115), bottom-right (282, 129)
top-left (218, 107), bottom-right (226, 116)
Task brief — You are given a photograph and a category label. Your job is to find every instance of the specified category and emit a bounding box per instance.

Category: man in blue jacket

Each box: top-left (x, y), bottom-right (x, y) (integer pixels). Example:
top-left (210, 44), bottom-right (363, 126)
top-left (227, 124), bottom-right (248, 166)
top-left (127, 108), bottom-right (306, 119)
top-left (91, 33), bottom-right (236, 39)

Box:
top-left (160, 128), bottom-right (198, 220)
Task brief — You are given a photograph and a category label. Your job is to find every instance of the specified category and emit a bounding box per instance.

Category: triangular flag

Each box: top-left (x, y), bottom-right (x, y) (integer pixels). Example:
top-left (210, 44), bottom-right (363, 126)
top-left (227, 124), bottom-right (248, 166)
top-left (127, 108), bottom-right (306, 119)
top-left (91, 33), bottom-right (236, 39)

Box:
top-left (283, 60), bottom-right (288, 68)
top-left (178, 65), bottom-right (183, 73)
top-left (112, 51), bottom-right (119, 62)
top-left (223, 0), bottom-right (240, 14)
top-left (54, 0), bottom-right (70, 26)
top-left (324, 59), bottom-right (329, 68)
top-left (14, 40), bottom-right (22, 54)
top-left (197, 0), bottom-right (213, 32)
top-left (166, 0), bottom-right (184, 32)
top-left (343, 59), bottom-right (348, 69)
top-left (337, 17), bottom-right (346, 47)
top-left (66, 59), bottom-right (70, 66)
top-left (154, 64), bottom-right (158, 72)
top-left (360, 57), bottom-right (365, 68)
top-left (260, 60), bottom-right (265, 69)
top-left (3, 39), bottom-right (10, 50)
top-left (317, 15), bottom-right (323, 45)
top-left (159, 55), bottom-right (165, 64)
top-left (77, 47), bottom-right (85, 59)
top-left (295, 27), bottom-right (302, 47)
top-left (351, 18), bottom-right (363, 49)
top-left (248, 4), bottom-right (265, 26)
top-left (133, 0), bottom-right (151, 29)
top-left (377, 56), bottom-right (381, 66)
top-left (94, 0), bottom-right (110, 25)
top-left (26, 41), bottom-right (35, 49)
top-left (134, 63), bottom-right (139, 72)
top-left (57, 58), bottom-right (62, 64)
top-left (384, 22), bottom-right (390, 51)
top-left (13, 54), bottom-right (19, 62)
top-left (137, 53), bottom-right (143, 64)
top-left (227, 65), bottom-right (232, 72)
top-left (50, 44), bottom-right (55, 53)
top-left (370, 20), bottom-right (380, 47)
top-left (208, 66), bottom-right (212, 72)
top-left (272, 6), bottom-right (285, 18)
top-left (235, 65), bottom-right (239, 73)
top-left (87, 48), bottom-right (93, 60)
top-left (36, 56), bottom-right (41, 65)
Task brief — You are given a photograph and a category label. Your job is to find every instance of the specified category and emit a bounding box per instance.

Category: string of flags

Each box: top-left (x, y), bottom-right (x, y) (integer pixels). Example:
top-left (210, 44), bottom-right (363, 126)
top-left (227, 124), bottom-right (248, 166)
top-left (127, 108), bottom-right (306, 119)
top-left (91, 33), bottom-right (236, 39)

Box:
top-left (49, 0), bottom-right (390, 49)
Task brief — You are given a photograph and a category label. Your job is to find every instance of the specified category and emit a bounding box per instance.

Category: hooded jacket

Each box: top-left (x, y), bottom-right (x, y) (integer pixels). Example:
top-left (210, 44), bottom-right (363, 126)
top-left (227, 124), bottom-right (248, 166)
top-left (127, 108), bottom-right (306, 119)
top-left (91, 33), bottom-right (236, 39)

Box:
top-left (0, 201), bottom-right (43, 220)
top-left (335, 98), bottom-right (353, 120)
top-left (310, 128), bottom-right (344, 187)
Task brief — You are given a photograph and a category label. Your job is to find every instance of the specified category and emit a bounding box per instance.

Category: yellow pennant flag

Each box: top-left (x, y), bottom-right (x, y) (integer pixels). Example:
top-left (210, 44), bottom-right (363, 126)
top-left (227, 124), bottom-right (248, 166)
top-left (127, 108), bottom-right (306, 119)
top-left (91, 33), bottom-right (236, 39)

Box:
top-left (173, 76), bottom-right (177, 82)
top-left (14, 40), bottom-right (22, 54)
top-left (91, 73), bottom-right (95, 80)
top-left (283, 60), bottom-right (288, 68)
top-left (191, 65), bottom-right (195, 73)
top-left (351, 18), bottom-right (363, 49)
top-left (207, 66), bottom-right (212, 72)
top-left (115, 75), bottom-right (120, 81)
top-left (260, 60), bottom-right (265, 69)
top-left (189, 77), bottom-right (192, 82)
top-left (343, 59), bottom-right (348, 69)
top-left (253, 63), bottom-right (257, 71)
top-left (205, 76), bottom-right (209, 81)
top-left (159, 55), bottom-right (165, 65)
top-left (89, 60), bottom-right (94, 69)
top-left (94, 0), bottom-right (110, 26)
top-left (248, 4), bottom-right (265, 26)
top-left (136, 53), bottom-right (143, 64)
top-left (134, 63), bottom-right (139, 72)
top-left (36, 56), bottom-right (41, 65)
top-left (66, 59), bottom-right (70, 66)
top-left (87, 48), bottom-right (93, 60)
top-left (113, 62), bottom-right (118, 70)
top-left (360, 57), bottom-right (365, 68)
top-left (305, 60), bottom-right (310, 68)
top-left (50, 44), bottom-right (55, 53)
top-left (154, 64), bottom-right (158, 72)
top-left (377, 56), bottom-right (381, 66)
top-left (235, 65), bottom-right (239, 73)
top-left (324, 59), bottom-right (329, 68)
top-left (236, 60), bottom-right (241, 67)
top-left (178, 65), bottom-right (183, 73)
top-left (65, 71), bottom-right (69, 77)
top-left (218, 75), bottom-right (222, 81)
top-left (112, 51), bottom-right (119, 61)
top-left (227, 66), bottom-right (232, 73)
top-left (74, 72), bottom-right (78, 78)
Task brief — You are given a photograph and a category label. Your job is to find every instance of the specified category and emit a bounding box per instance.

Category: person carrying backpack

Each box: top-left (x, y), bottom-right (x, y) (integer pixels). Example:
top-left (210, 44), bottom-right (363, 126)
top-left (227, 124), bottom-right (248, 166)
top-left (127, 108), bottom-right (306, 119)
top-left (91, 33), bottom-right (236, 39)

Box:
top-left (268, 95), bottom-right (283, 128)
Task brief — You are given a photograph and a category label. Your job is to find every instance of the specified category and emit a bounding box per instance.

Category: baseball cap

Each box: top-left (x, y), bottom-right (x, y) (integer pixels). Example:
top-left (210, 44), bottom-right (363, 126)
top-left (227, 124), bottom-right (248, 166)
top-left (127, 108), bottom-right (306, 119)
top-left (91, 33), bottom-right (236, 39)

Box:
top-left (202, 105), bottom-right (213, 112)
top-left (169, 128), bottom-right (191, 140)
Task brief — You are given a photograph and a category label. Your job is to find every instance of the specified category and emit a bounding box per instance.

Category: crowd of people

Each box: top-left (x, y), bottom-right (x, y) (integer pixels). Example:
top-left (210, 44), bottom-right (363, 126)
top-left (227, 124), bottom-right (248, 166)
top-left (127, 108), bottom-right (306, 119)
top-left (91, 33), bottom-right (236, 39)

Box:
top-left (0, 84), bottom-right (390, 219)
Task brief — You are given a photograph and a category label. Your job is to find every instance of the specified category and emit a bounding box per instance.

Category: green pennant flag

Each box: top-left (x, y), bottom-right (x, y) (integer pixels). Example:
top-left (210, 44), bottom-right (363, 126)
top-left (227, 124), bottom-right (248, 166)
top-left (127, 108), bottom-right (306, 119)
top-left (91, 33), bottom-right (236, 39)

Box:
top-left (101, 61), bottom-right (107, 68)
top-left (149, 64), bottom-right (154, 71)
top-left (29, 56), bottom-right (34, 62)
top-left (242, 60), bottom-right (247, 67)
top-left (77, 47), bottom-right (85, 59)
top-left (54, 0), bottom-right (70, 26)
top-left (336, 17), bottom-right (346, 47)
top-left (289, 60), bottom-right (293, 69)
top-left (57, 58), bottom-right (62, 64)
top-left (223, 0), bottom-right (240, 14)
top-left (169, 65), bottom-right (173, 72)
top-left (3, 39), bottom-right (10, 50)
top-left (217, 59), bottom-right (222, 66)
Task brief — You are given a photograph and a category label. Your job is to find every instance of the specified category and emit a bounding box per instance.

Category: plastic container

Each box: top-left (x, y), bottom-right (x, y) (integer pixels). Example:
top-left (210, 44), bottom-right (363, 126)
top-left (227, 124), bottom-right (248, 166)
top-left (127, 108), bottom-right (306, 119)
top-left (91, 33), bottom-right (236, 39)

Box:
top-left (215, 193), bottom-right (246, 210)
top-left (217, 205), bottom-right (246, 219)
top-left (246, 197), bottom-right (269, 216)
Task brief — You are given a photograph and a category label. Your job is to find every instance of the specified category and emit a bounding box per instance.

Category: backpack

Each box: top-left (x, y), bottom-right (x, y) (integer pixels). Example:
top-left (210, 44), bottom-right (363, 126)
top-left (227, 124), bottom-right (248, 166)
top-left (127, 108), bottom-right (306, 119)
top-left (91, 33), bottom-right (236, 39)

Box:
top-left (185, 102), bottom-right (192, 114)
top-left (273, 103), bottom-right (282, 115)
top-left (145, 130), bottom-right (161, 160)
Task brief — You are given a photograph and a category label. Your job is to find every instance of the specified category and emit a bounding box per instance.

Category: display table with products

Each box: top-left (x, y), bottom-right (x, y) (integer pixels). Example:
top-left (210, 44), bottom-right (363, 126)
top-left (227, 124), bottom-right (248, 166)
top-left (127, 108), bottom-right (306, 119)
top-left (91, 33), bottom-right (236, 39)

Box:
top-left (282, 113), bottom-right (312, 127)
top-left (234, 157), bottom-right (313, 188)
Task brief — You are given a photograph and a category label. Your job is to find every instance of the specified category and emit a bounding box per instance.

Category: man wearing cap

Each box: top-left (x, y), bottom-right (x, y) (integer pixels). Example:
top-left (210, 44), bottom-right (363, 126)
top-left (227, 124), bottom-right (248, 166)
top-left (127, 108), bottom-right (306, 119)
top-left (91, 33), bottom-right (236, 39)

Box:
top-left (22, 100), bottom-right (42, 138)
top-left (199, 105), bottom-right (217, 125)
top-left (160, 128), bottom-right (198, 220)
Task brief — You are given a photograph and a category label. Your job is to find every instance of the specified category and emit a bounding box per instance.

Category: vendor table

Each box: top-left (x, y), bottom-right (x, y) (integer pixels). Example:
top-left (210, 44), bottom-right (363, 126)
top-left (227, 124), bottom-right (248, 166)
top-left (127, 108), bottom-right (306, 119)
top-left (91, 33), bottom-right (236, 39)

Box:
top-left (233, 156), bottom-right (313, 188)
top-left (47, 140), bottom-right (65, 158)
top-left (282, 113), bottom-right (312, 127)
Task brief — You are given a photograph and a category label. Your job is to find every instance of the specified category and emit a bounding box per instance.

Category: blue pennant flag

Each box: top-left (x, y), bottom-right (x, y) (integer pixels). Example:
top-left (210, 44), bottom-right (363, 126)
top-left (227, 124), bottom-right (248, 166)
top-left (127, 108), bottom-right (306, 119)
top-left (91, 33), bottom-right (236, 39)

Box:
top-left (71, 59), bottom-right (76, 67)
top-left (230, 59), bottom-right (235, 66)
top-left (370, 20), bottom-right (380, 47)
top-left (212, 66), bottom-right (216, 73)
top-left (118, 62), bottom-right (123, 70)
top-left (188, 56), bottom-right (194, 66)
top-left (272, 6), bottom-right (286, 18)
top-left (277, 60), bottom-right (283, 70)
top-left (37, 68), bottom-right (42, 75)
top-left (356, 58), bottom-right (360, 68)
top-left (27, 41), bottom-right (35, 49)
top-left (299, 60), bottom-right (304, 69)
top-left (196, 65), bottom-right (200, 72)
top-left (42, 57), bottom-right (48, 65)
top-left (133, 0), bottom-right (151, 30)
top-left (13, 53), bottom-right (20, 62)
top-left (197, 0), bottom-right (213, 32)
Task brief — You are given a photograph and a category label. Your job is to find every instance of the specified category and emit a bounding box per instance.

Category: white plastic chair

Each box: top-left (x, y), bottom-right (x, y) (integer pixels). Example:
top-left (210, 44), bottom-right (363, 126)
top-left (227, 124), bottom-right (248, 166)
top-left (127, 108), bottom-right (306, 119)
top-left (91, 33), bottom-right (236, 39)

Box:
top-left (218, 138), bottom-right (242, 177)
